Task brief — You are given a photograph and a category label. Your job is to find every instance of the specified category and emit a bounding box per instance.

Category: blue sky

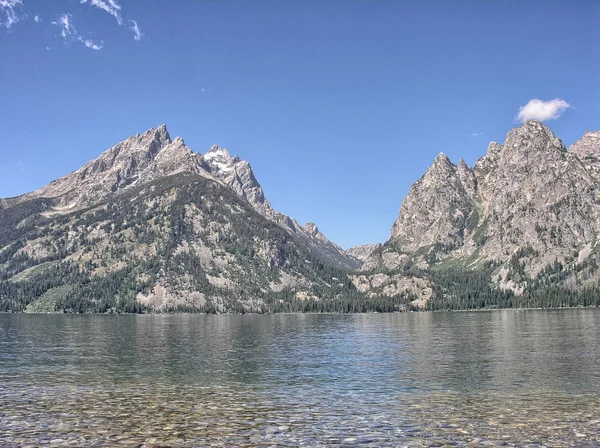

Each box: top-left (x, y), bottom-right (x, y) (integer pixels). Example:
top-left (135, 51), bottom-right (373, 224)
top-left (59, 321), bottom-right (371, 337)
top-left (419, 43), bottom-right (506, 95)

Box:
top-left (1, 1), bottom-right (598, 249)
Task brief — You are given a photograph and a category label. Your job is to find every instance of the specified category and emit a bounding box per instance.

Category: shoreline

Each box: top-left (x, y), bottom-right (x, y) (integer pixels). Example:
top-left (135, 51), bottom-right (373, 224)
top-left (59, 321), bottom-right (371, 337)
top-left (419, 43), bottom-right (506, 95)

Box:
top-left (3, 305), bottom-right (599, 316)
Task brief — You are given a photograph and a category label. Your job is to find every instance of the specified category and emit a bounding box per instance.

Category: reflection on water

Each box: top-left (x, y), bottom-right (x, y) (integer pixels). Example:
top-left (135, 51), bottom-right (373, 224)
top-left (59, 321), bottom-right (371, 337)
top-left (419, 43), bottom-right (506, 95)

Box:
top-left (1, 310), bottom-right (600, 446)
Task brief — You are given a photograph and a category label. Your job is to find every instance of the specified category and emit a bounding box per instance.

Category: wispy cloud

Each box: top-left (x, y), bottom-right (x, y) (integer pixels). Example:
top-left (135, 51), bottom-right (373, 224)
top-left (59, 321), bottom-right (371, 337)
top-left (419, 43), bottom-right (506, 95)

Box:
top-left (52, 13), bottom-right (103, 51)
top-left (129, 19), bottom-right (142, 41)
top-left (3, 1), bottom-right (142, 46)
top-left (52, 13), bottom-right (75, 38)
top-left (78, 36), bottom-right (103, 50)
top-left (516, 98), bottom-right (571, 123)
top-left (0, 0), bottom-right (23, 28)
top-left (470, 132), bottom-right (482, 137)
top-left (80, 0), bottom-right (122, 25)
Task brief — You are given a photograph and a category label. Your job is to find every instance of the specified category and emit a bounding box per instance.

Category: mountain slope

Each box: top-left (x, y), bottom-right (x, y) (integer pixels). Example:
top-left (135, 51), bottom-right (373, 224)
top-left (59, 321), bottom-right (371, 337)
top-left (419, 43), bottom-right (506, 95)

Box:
top-left (0, 172), bottom-right (365, 313)
top-left (360, 121), bottom-right (600, 308)
top-left (201, 145), bottom-right (360, 270)
top-left (3, 126), bottom-right (359, 270)
top-left (0, 126), bottom-right (375, 313)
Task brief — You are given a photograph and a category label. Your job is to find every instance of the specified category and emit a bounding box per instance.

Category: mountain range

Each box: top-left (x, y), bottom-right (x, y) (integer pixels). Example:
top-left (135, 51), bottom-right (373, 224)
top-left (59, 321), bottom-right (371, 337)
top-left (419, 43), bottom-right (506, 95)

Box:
top-left (1, 121), bottom-right (599, 313)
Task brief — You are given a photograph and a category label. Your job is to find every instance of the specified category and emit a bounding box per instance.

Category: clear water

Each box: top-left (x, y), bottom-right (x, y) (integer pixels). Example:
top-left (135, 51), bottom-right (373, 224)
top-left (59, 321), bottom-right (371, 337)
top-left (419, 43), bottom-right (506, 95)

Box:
top-left (1, 310), bottom-right (600, 447)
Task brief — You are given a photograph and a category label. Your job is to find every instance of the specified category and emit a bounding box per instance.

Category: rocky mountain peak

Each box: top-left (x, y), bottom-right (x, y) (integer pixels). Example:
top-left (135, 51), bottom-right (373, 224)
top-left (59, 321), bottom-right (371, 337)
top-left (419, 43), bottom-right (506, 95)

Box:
top-left (366, 123), bottom-right (599, 300)
top-left (303, 222), bottom-right (319, 236)
top-left (569, 130), bottom-right (600, 158)
top-left (206, 144), bottom-right (227, 155)
top-left (418, 152), bottom-right (456, 184)
top-left (100, 125), bottom-right (172, 170)
top-left (11, 125), bottom-right (205, 208)
top-left (389, 148), bottom-right (477, 252)
top-left (431, 152), bottom-right (453, 169)
top-left (569, 129), bottom-right (600, 182)
top-left (504, 120), bottom-right (565, 155)
top-left (203, 145), bottom-right (237, 173)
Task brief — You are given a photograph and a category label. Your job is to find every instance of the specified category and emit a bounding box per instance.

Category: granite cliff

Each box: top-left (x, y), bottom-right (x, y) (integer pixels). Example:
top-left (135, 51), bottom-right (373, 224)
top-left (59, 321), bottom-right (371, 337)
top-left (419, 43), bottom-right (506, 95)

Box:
top-left (359, 121), bottom-right (600, 308)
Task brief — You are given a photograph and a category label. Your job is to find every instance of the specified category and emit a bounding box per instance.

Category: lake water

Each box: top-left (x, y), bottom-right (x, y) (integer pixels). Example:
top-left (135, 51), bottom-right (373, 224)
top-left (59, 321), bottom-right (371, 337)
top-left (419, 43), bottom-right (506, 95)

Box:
top-left (1, 310), bottom-right (600, 447)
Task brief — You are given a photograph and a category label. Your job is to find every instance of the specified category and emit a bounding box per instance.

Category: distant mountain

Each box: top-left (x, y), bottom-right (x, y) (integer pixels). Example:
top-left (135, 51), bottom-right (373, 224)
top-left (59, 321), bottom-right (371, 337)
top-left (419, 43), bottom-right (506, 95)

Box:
top-left (358, 120), bottom-right (600, 310)
top-left (5, 126), bottom-right (208, 209)
top-left (3, 121), bottom-right (600, 313)
top-left (0, 126), bottom-right (373, 314)
top-left (3, 126), bottom-right (358, 269)
top-left (345, 243), bottom-right (382, 263)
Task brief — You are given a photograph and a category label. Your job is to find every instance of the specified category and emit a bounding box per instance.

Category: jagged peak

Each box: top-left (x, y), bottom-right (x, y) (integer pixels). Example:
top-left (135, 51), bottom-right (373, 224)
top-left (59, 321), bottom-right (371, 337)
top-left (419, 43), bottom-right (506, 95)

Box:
top-left (505, 120), bottom-right (559, 146)
top-left (457, 158), bottom-right (468, 169)
top-left (139, 124), bottom-right (171, 143)
top-left (303, 222), bottom-right (319, 236)
top-left (205, 144), bottom-right (233, 160)
top-left (569, 129), bottom-right (600, 160)
top-left (426, 152), bottom-right (455, 176)
top-left (433, 152), bottom-right (451, 164)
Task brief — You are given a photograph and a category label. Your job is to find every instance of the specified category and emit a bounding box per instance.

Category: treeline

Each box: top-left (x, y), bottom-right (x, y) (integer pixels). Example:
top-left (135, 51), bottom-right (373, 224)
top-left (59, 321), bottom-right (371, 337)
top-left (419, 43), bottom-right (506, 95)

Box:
top-left (427, 263), bottom-right (600, 311)
top-left (3, 173), bottom-right (600, 314)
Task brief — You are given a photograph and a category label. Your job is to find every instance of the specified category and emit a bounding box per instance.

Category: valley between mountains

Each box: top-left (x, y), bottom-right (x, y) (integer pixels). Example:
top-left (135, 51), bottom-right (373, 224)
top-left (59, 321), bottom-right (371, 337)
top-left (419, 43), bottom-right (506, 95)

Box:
top-left (1, 121), bottom-right (600, 313)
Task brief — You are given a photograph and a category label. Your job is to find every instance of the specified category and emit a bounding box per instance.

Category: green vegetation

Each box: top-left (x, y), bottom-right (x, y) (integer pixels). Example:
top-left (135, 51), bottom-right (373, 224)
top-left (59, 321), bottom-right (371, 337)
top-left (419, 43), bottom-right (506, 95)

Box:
top-left (2, 173), bottom-right (600, 314)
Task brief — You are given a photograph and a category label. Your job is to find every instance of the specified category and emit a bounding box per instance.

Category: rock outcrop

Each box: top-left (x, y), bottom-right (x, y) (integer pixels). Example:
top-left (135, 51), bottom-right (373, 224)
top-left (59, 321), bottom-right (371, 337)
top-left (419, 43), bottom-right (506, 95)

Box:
top-left (345, 243), bottom-right (382, 263)
top-left (569, 130), bottom-right (600, 182)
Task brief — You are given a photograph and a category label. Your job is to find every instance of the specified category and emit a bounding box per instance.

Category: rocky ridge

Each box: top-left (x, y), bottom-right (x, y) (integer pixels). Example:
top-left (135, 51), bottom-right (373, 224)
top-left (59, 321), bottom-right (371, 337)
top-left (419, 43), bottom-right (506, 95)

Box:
top-left (3, 120), bottom-right (599, 313)
top-left (202, 145), bottom-right (360, 270)
top-left (7, 126), bottom-right (210, 209)
top-left (360, 120), bottom-right (600, 303)
top-left (3, 126), bottom-right (359, 271)
top-left (345, 243), bottom-right (383, 263)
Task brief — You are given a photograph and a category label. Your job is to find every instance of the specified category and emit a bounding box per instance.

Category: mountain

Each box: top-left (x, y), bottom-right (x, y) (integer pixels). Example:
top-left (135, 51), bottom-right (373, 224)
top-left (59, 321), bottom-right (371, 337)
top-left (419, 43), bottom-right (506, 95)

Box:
top-left (359, 120), bottom-right (600, 309)
top-left (2, 126), bottom-right (358, 268)
top-left (345, 243), bottom-right (382, 263)
top-left (569, 130), bottom-right (600, 181)
top-left (0, 126), bottom-right (382, 314)
top-left (5, 126), bottom-right (209, 209)
top-left (3, 121), bottom-right (600, 314)
top-left (202, 145), bottom-right (360, 270)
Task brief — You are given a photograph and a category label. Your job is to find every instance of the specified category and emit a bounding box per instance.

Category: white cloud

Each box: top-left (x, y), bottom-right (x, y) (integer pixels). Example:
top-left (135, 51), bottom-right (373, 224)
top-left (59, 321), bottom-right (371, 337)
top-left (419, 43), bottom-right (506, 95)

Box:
top-left (78, 36), bottom-right (103, 50)
top-left (52, 13), bottom-right (75, 38)
top-left (0, 0), bottom-right (23, 28)
top-left (80, 0), bottom-right (122, 25)
top-left (129, 19), bottom-right (142, 41)
top-left (3, 0), bottom-right (143, 46)
top-left (516, 98), bottom-right (571, 123)
top-left (471, 132), bottom-right (482, 137)
top-left (52, 13), bottom-right (102, 51)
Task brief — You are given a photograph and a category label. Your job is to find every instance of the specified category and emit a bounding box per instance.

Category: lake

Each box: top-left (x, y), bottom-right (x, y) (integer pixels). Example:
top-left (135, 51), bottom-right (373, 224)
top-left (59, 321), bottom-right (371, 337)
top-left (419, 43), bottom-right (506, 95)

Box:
top-left (1, 310), bottom-right (600, 446)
